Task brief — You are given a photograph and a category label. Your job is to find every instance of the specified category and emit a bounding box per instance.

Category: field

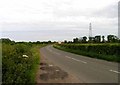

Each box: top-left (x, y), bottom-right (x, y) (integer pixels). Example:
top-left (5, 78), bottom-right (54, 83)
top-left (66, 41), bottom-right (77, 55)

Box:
top-left (2, 41), bottom-right (46, 85)
top-left (54, 43), bottom-right (120, 62)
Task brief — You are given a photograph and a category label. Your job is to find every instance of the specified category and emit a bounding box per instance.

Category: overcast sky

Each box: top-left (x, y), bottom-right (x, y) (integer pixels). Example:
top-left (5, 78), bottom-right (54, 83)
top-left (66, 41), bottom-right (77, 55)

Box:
top-left (0, 0), bottom-right (119, 41)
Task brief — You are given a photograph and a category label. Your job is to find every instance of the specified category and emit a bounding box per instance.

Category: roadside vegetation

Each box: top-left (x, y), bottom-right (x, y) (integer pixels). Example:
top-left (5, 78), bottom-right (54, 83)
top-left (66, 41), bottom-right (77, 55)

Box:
top-left (54, 35), bottom-right (120, 62)
top-left (1, 38), bottom-right (50, 85)
top-left (1, 34), bottom-right (120, 84)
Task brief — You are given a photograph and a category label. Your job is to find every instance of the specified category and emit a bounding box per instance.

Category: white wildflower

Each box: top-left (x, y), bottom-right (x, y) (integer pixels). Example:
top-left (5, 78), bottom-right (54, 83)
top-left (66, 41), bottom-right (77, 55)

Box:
top-left (22, 55), bottom-right (28, 58)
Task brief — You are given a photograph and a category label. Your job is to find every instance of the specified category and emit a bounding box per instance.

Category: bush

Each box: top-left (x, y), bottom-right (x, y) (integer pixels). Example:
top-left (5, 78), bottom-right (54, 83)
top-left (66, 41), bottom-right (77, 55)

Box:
top-left (2, 43), bottom-right (34, 85)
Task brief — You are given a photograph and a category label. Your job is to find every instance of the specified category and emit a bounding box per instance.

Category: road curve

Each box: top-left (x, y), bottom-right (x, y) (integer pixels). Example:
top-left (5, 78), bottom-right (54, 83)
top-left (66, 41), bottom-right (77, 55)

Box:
top-left (40, 45), bottom-right (119, 83)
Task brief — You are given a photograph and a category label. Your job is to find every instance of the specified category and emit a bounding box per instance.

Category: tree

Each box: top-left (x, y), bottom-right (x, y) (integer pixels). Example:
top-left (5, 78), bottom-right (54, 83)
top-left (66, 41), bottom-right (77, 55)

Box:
top-left (48, 40), bottom-right (51, 44)
top-left (1, 38), bottom-right (15, 44)
top-left (64, 40), bottom-right (67, 43)
top-left (107, 35), bottom-right (119, 43)
top-left (73, 38), bottom-right (79, 43)
top-left (88, 37), bottom-right (94, 43)
top-left (36, 41), bottom-right (41, 44)
top-left (68, 41), bottom-right (72, 43)
top-left (107, 35), bottom-right (112, 42)
top-left (102, 36), bottom-right (105, 43)
top-left (94, 36), bottom-right (101, 43)
top-left (82, 36), bottom-right (87, 43)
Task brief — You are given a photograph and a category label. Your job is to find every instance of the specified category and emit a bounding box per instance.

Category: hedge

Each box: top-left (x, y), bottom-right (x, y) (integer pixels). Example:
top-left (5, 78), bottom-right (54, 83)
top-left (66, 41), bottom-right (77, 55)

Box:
top-left (54, 43), bottom-right (120, 62)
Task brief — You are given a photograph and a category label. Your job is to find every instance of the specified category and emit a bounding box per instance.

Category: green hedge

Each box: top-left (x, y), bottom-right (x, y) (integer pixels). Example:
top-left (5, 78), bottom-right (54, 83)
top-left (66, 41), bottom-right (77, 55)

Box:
top-left (54, 43), bottom-right (120, 62)
top-left (2, 43), bottom-right (45, 85)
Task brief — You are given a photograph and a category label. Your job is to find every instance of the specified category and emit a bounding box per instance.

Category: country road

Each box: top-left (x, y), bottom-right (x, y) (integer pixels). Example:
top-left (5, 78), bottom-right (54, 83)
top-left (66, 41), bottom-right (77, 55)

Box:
top-left (40, 45), bottom-right (119, 83)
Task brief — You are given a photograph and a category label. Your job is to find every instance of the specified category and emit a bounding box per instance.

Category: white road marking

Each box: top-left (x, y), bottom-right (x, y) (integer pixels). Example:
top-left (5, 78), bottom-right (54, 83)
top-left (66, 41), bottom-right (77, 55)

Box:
top-left (71, 58), bottom-right (79, 61)
top-left (54, 52), bottom-right (60, 55)
top-left (65, 56), bottom-right (71, 59)
top-left (47, 47), bottom-right (87, 63)
top-left (65, 56), bottom-right (87, 64)
top-left (109, 70), bottom-right (120, 74)
top-left (47, 48), bottom-right (61, 55)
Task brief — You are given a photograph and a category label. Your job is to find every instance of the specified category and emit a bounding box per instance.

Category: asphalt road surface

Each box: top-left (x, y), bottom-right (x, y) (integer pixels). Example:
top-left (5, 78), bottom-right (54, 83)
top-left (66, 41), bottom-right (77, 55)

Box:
top-left (40, 45), bottom-right (119, 83)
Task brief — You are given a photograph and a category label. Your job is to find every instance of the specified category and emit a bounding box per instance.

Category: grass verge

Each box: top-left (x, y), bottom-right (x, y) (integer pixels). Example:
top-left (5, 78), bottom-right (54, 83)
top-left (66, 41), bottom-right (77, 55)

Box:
top-left (27, 44), bottom-right (46, 84)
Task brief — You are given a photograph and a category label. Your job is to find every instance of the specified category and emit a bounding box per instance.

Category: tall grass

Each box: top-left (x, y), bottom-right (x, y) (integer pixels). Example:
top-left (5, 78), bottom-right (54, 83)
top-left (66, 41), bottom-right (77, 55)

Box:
top-left (29, 45), bottom-right (46, 84)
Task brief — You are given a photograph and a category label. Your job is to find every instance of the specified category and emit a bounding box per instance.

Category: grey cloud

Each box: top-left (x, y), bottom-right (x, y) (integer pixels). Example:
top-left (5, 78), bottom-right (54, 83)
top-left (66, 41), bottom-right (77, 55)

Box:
top-left (93, 4), bottom-right (118, 18)
top-left (53, 3), bottom-right (118, 19)
top-left (2, 30), bottom-right (88, 41)
top-left (1, 0), bottom-right (118, 41)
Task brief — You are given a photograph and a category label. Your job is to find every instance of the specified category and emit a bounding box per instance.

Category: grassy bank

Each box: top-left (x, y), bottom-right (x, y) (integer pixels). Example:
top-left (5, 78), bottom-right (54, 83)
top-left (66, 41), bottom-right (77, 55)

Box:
top-left (2, 42), bottom-right (46, 85)
top-left (27, 44), bottom-right (46, 84)
top-left (54, 43), bottom-right (120, 62)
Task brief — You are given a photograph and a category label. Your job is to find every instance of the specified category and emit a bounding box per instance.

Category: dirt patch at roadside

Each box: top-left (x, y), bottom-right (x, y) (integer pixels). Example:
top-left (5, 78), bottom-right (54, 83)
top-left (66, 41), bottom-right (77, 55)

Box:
top-left (36, 55), bottom-right (81, 84)
top-left (39, 62), bottom-right (68, 81)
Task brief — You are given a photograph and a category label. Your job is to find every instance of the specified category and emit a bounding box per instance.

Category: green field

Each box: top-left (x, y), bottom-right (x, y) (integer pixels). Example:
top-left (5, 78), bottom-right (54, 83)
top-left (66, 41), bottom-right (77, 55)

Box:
top-left (2, 41), bottom-right (46, 85)
top-left (54, 43), bottom-right (120, 62)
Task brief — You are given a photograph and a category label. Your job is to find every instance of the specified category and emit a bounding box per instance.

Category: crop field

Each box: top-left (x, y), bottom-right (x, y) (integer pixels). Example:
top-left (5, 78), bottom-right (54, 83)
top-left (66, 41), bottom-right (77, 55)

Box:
top-left (54, 43), bottom-right (120, 62)
top-left (2, 41), bottom-right (46, 85)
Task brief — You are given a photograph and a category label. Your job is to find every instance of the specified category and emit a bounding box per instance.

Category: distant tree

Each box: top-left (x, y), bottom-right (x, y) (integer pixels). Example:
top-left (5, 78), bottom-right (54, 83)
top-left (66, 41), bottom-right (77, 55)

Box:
top-left (1, 38), bottom-right (15, 44)
top-left (107, 35), bottom-right (112, 42)
top-left (1, 38), bottom-right (11, 43)
top-left (68, 41), bottom-right (72, 43)
top-left (82, 36), bottom-right (87, 43)
top-left (36, 41), bottom-right (41, 44)
top-left (88, 37), bottom-right (92, 41)
top-left (64, 40), bottom-right (67, 43)
top-left (88, 37), bottom-right (94, 43)
top-left (48, 40), bottom-right (51, 44)
top-left (94, 36), bottom-right (101, 43)
top-left (73, 38), bottom-right (79, 43)
top-left (107, 35), bottom-right (119, 43)
top-left (102, 36), bottom-right (105, 43)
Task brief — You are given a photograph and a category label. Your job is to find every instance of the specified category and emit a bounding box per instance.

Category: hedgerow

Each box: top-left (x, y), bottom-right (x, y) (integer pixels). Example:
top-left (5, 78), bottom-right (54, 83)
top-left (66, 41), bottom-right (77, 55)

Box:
top-left (54, 43), bottom-right (120, 62)
top-left (2, 43), bottom-right (31, 84)
top-left (2, 42), bottom-right (44, 85)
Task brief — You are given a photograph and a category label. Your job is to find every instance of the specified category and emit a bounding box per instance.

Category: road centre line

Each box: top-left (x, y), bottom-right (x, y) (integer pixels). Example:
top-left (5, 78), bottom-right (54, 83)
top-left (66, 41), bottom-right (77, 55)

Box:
top-left (65, 56), bottom-right (87, 64)
top-left (47, 48), bottom-right (60, 55)
top-left (109, 70), bottom-right (120, 74)
top-left (65, 56), bottom-right (71, 59)
top-left (51, 51), bottom-right (60, 55)
top-left (71, 58), bottom-right (80, 61)
top-left (54, 52), bottom-right (61, 55)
